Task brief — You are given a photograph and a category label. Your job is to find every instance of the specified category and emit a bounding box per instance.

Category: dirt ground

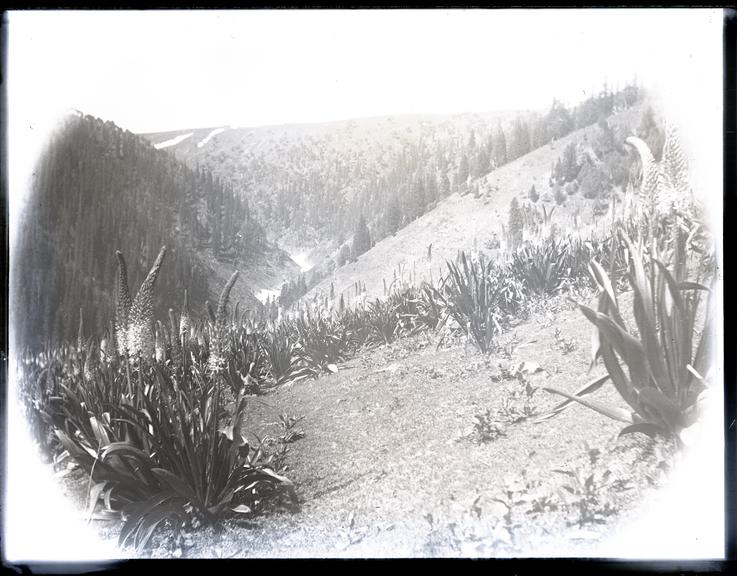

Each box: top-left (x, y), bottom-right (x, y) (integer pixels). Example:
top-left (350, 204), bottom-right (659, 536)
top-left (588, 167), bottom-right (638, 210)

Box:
top-left (50, 287), bottom-right (698, 559)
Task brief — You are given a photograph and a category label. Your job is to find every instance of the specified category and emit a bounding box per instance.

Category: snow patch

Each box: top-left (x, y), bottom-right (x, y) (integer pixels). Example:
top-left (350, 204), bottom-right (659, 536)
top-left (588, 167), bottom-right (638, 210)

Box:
top-left (290, 252), bottom-right (313, 273)
top-left (154, 132), bottom-right (194, 149)
top-left (197, 127), bottom-right (226, 148)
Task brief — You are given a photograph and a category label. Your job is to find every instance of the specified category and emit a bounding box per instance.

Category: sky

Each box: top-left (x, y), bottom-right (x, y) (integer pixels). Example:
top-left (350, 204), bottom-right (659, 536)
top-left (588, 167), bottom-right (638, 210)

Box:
top-left (6, 9), bottom-right (723, 133)
top-left (4, 8), bottom-right (726, 563)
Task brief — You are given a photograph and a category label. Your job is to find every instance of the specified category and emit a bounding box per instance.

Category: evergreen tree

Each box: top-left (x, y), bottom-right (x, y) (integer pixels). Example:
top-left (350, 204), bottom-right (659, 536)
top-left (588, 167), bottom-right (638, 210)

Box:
top-left (510, 117), bottom-right (532, 160)
top-left (562, 142), bottom-right (581, 182)
top-left (336, 244), bottom-right (351, 267)
top-left (507, 197), bottom-right (524, 250)
top-left (425, 172), bottom-right (438, 204)
top-left (410, 173), bottom-right (427, 219)
top-left (493, 125), bottom-right (507, 167)
top-left (473, 147), bottom-right (489, 178)
top-left (578, 158), bottom-right (609, 199)
top-left (637, 106), bottom-right (665, 161)
top-left (467, 130), bottom-right (477, 151)
top-left (457, 155), bottom-right (470, 189)
top-left (554, 184), bottom-right (567, 205)
top-left (439, 172), bottom-right (451, 197)
top-left (386, 195), bottom-right (402, 236)
top-left (546, 99), bottom-right (575, 139)
top-left (528, 184), bottom-right (539, 203)
top-left (351, 214), bottom-right (371, 259)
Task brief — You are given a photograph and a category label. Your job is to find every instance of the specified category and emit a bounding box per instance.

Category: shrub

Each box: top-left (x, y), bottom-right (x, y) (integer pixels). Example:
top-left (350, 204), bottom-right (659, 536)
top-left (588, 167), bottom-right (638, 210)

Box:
top-left (543, 234), bottom-right (714, 441)
top-left (50, 360), bottom-right (296, 552)
top-left (511, 238), bottom-right (570, 296)
top-left (259, 324), bottom-right (312, 386)
top-left (31, 259), bottom-right (298, 553)
top-left (528, 184), bottom-right (539, 203)
top-left (365, 298), bottom-right (400, 346)
top-left (294, 311), bottom-right (348, 375)
top-left (431, 252), bottom-right (524, 354)
top-left (578, 160), bottom-right (610, 199)
top-left (554, 185), bottom-right (567, 206)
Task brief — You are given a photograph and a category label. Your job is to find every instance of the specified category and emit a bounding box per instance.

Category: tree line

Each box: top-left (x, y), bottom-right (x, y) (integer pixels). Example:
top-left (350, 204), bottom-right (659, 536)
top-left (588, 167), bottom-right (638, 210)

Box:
top-left (14, 114), bottom-right (272, 351)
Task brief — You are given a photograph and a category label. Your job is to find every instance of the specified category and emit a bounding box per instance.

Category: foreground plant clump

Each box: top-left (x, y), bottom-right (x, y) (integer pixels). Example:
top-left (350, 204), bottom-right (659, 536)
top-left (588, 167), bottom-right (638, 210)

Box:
top-left (22, 253), bottom-right (297, 553)
top-left (542, 130), bottom-right (716, 443)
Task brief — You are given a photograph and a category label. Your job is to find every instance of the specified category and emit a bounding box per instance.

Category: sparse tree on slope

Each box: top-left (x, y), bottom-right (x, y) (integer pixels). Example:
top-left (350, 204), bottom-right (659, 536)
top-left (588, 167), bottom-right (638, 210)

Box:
top-left (493, 124), bottom-right (507, 167)
top-left (351, 214), bottom-right (372, 260)
top-left (529, 184), bottom-right (539, 203)
top-left (508, 197), bottom-right (524, 250)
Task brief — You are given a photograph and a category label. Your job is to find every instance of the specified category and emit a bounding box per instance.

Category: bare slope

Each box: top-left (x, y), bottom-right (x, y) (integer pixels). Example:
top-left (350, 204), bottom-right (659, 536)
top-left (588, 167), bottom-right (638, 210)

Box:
top-left (306, 105), bottom-right (645, 306)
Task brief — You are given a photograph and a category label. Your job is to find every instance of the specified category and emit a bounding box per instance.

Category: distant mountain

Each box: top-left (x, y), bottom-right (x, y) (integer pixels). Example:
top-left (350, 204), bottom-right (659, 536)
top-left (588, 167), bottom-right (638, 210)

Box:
top-left (141, 84), bottom-right (642, 299)
top-left (13, 113), bottom-right (297, 351)
top-left (141, 110), bottom-right (527, 254)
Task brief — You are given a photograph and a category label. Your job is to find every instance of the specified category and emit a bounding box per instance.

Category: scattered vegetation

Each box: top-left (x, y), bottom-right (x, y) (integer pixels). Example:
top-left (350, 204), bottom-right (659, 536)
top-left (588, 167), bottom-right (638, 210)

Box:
top-left (543, 132), bottom-right (715, 443)
top-left (473, 409), bottom-right (508, 443)
top-left (553, 444), bottom-right (618, 527)
top-left (551, 327), bottom-right (577, 355)
top-left (16, 103), bottom-right (716, 556)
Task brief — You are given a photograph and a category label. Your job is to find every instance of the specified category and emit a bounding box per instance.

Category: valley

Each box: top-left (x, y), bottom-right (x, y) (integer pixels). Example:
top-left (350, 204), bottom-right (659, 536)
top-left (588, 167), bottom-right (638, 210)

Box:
top-left (12, 88), bottom-right (718, 560)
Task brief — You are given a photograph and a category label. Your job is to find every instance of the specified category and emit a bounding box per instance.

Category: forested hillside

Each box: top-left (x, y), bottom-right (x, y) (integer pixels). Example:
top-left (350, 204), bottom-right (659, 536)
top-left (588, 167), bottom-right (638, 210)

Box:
top-left (143, 84), bottom-right (643, 306)
top-left (302, 101), bottom-right (662, 307)
top-left (13, 113), bottom-right (295, 351)
top-left (145, 85), bottom-right (641, 252)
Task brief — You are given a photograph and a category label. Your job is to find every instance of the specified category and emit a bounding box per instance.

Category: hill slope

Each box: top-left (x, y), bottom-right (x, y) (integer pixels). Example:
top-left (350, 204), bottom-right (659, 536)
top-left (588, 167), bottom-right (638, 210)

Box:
top-left (304, 104), bottom-right (648, 306)
top-left (142, 85), bottom-right (645, 301)
top-left (13, 113), bottom-right (297, 350)
top-left (141, 110), bottom-right (531, 254)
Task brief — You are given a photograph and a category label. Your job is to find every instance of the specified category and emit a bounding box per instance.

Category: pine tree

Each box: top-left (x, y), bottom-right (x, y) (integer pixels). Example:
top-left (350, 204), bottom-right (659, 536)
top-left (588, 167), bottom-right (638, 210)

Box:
top-left (508, 197), bottom-right (524, 250)
top-left (351, 214), bottom-right (371, 259)
top-left (439, 172), bottom-right (451, 197)
top-left (529, 184), bottom-right (539, 203)
top-left (386, 195), bottom-right (402, 236)
top-left (510, 117), bottom-right (532, 160)
top-left (457, 155), bottom-right (470, 189)
top-left (467, 130), bottom-right (477, 151)
top-left (474, 148), bottom-right (489, 178)
top-left (562, 143), bottom-right (581, 182)
top-left (493, 125), bottom-right (507, 167)
top-left (638, 106), bottom-right (665, 161)
top-left (546, 99), bottom-right (575, 139)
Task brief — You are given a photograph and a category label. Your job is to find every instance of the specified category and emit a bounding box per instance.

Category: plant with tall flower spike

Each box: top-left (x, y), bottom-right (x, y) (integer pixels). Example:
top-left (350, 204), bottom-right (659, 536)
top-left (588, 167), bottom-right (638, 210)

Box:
top-left (208, 271), bottom-right (239, 375)
top-left (115, 251), bottom-right (132, 356)
top-left (542, 127), bottom-right (715, 443)
top-left (114, 246), bottom-right (167, 359)
top-left (179, 289), bottom-right (190, 342)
